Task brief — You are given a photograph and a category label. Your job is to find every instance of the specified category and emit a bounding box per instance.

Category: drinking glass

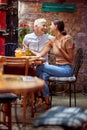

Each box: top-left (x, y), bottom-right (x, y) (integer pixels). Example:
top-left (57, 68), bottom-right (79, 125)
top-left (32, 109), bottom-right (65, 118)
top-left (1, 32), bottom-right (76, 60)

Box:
top-left (0, 64), bottom-right (3, 78)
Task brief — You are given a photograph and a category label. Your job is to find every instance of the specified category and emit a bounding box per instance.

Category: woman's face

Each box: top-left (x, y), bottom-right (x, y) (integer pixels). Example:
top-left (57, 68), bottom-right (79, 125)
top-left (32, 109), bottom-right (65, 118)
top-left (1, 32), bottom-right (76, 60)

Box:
top-left (50, 22), bottom-right (57, 34)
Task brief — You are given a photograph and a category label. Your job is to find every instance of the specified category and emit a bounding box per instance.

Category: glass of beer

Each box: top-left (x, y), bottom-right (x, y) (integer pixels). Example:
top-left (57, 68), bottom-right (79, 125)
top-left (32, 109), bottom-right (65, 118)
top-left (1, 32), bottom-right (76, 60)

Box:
top-left (15, 48), bottom-right (26, 57)
top-left (0, 64), bottom-right (3, 78)
top-left (0, 56), bottom-right (6, 78)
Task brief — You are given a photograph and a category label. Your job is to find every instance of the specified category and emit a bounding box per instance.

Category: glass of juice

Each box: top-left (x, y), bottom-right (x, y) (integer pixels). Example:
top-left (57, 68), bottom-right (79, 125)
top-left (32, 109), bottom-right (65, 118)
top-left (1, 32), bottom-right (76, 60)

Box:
top-left (0, 64), bottom-right (3, 78)
top-left (15, 48), bottom-right (26, 57)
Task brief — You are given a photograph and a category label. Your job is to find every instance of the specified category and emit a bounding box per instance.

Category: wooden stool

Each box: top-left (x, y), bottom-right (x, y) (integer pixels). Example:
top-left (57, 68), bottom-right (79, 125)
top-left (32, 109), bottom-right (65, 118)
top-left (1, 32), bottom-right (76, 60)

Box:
top-left (0, 93), bottom-right (17, 130)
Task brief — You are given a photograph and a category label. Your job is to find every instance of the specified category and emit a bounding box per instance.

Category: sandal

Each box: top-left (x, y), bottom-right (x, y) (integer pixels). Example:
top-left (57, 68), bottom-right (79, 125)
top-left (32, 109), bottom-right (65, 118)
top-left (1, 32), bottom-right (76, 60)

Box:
top-left (35, 96), bottom-right (43, 105)
top-left (34, 101), bottom-right (45, 112)
top-left (41, 102), bottom-right (51, 110)
top-left (34, 102), bottom-right (51, 112)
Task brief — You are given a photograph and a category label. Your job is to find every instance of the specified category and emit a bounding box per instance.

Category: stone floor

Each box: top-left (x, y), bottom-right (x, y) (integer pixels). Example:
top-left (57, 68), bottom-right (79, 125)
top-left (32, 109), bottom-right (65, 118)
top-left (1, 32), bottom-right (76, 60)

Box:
top-left (0, 92), bottom-right (87, 130)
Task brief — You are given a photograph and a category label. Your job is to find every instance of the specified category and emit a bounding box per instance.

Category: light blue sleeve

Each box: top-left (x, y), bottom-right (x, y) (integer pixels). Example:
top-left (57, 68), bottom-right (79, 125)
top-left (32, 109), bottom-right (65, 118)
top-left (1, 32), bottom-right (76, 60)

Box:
top-left (23, 34), bottom-right (30, 46)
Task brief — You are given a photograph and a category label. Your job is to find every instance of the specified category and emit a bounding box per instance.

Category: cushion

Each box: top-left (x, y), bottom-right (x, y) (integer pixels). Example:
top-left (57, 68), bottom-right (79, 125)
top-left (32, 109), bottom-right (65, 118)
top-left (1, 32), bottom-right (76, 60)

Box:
top-left (33, 106), bottom-right (87, 129)
top-left (0, 93), bottom-right (17, 103)
top-left (49, 75), bottom-right (76, 82)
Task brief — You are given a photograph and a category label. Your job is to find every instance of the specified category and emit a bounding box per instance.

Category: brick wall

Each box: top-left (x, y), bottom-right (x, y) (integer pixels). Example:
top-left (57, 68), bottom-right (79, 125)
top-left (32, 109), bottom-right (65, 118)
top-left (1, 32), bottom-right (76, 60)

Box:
top-left (18, 1), bottom-right (87, 91)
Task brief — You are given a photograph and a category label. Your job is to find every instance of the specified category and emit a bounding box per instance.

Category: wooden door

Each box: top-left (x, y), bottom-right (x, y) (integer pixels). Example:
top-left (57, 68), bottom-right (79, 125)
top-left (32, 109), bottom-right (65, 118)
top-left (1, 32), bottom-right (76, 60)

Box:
top-left (5, 0), bottom-right (18, 56)
top-left (0, 0), bottom-right (18, 56)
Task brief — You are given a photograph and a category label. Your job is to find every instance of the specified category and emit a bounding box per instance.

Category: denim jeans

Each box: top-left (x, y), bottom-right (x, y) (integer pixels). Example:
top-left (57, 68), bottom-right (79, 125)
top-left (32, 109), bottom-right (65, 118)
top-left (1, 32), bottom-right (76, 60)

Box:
top-left (36, 64), bottom-right (74, 97)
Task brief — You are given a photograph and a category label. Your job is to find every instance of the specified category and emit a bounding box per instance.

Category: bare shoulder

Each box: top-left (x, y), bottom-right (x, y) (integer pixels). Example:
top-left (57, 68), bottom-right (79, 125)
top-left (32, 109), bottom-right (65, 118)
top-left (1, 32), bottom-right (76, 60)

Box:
top-left (61, 35), bottom-right (72, 43)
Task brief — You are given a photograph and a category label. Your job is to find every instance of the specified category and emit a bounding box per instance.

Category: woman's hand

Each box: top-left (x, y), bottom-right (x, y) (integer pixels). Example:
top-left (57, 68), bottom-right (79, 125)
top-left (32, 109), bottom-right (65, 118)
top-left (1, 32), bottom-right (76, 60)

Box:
top-left (36, 53), bottom-right (41, 58)
top-left (59, 47), bottom-right (73, 63)
top-left (30, 50), bottom-right (41, 57)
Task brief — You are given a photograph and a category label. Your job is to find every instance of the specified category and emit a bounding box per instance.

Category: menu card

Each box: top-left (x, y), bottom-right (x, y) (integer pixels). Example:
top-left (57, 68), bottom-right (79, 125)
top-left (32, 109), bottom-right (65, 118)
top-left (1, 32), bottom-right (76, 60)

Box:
top-left (22, 76), bottom-right (36, 82)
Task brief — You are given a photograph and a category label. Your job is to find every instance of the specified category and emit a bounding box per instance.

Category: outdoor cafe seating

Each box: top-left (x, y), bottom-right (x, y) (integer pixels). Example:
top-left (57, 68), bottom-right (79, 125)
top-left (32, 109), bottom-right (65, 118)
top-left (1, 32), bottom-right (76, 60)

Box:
top-left (0, 47), bottom-right (86, 130)
top-left (0, 56), bottom-right (18, 130)
top-left (2, 51), bottom-right (46, 125)
top-left (0, 93), bottom-right (17, 130)
top-left (48, 48), bottom-right (84, 107)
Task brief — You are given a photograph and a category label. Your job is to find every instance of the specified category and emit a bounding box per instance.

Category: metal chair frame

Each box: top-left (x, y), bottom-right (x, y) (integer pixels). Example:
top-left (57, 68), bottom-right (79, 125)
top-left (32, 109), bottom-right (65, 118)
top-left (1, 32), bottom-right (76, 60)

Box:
top-left (48, 48), bottom-right (84, 107)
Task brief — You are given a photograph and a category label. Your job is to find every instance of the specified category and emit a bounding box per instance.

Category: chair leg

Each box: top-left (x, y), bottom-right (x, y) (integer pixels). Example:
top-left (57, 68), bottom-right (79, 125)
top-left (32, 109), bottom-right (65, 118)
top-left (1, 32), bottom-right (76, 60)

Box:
top-left (23, 93), bottom-right (28, 126)
top-left (69, 83), bottom-right (72, 107)
top-left (73, 83), bottom-right (76, 107)
top-left (3, 104), bottom-right (8, 124)
top-left (3, 103), bottom-right (12, 130)
top-left (7, 103), bottom-right (12, 130)
top-left (48, 81), bottom-right (52, 106)
top-left (49, 93), bottom-right (52, 107)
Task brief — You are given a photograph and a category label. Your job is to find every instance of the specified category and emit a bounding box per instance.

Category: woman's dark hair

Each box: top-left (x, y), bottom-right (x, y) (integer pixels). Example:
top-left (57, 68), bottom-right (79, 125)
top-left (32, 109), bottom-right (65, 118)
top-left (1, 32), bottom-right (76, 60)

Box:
top-left (53, 19), bottom-right (67, 35)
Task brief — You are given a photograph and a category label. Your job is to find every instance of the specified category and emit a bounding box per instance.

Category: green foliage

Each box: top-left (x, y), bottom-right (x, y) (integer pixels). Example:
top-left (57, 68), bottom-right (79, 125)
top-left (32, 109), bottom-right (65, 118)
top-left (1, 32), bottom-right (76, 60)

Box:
top-left (19, 27), bottom-right (30, 43)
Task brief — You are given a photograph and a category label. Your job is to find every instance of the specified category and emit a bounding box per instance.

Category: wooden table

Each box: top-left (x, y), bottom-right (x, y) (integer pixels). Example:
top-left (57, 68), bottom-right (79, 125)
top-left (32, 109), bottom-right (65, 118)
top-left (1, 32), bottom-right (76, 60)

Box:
top-left (0, 74), bottom-right (45, 125)
top-left (4, 56), bottom-right (46, 76)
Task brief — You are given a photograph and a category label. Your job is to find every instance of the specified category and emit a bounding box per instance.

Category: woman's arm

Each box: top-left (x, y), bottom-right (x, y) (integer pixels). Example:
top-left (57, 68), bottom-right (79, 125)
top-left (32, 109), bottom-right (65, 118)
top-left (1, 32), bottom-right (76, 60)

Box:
top-left (60, 48), bottom-right (73, 62)
top-left (31, 40), bottom-right (52, 57)
top-left (40, 44), bottom-right (51, 56)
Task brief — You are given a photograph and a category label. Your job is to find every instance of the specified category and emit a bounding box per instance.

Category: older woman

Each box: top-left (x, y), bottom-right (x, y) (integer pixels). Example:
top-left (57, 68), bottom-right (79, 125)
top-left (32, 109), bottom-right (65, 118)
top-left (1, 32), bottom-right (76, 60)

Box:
top-left (32, 19), bottom-right (74, 109)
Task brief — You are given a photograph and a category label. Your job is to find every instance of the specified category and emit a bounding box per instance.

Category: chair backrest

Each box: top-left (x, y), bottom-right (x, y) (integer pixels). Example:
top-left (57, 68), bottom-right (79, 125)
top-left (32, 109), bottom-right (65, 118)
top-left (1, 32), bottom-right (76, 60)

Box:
top-left (73, 48), bottom-right (84, 78)
top-left (4, 56), bottom-right (29, 75)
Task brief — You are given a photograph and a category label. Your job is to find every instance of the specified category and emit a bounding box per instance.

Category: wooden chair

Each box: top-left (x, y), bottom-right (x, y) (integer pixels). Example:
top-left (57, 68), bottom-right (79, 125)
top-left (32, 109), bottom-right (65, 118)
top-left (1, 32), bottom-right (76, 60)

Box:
top-left (0, 93), bottom-right (17, 130)
top-left (4, 56), bottom-right (36, 125)
top-left (0, 56), bottom-right (18, 129)
top-left (48, 48), bottom-right (84, 107)
top-left (4, 56), bottom-right (29, 76)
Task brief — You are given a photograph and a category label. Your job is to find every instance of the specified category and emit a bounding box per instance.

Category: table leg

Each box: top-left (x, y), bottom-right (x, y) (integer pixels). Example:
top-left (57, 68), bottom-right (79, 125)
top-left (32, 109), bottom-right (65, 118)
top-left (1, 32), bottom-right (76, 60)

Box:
top-left (23, 93), bottom-right (28, 126)
top-left (22, 92), bottom-right (35, 125)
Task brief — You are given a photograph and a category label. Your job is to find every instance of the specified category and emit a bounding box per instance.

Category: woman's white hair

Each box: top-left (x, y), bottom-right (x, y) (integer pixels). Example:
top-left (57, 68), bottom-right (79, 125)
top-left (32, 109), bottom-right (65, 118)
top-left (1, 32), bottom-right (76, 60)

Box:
top-left (34, 18), bottom-right (47, 27)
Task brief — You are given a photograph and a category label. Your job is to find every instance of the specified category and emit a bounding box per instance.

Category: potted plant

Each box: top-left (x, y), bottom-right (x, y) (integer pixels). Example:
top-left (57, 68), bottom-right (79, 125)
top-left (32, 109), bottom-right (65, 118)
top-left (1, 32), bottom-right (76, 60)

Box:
top-left (18, 23), bottom-right (30, 47)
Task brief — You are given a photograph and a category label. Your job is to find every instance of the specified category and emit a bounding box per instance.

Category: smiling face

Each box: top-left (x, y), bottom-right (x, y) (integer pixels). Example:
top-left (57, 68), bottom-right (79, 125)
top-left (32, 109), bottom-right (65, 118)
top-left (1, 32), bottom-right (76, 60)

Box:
top-left (50, 22), bottom-right (57, 34)
top-left (34, 22), bottom-right (47, 35)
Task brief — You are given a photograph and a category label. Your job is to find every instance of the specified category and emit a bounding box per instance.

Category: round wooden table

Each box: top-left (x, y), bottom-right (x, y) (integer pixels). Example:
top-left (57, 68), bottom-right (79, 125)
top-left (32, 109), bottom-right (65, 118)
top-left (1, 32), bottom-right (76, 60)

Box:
top-left (0, 74), bottom-right (45, 125)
